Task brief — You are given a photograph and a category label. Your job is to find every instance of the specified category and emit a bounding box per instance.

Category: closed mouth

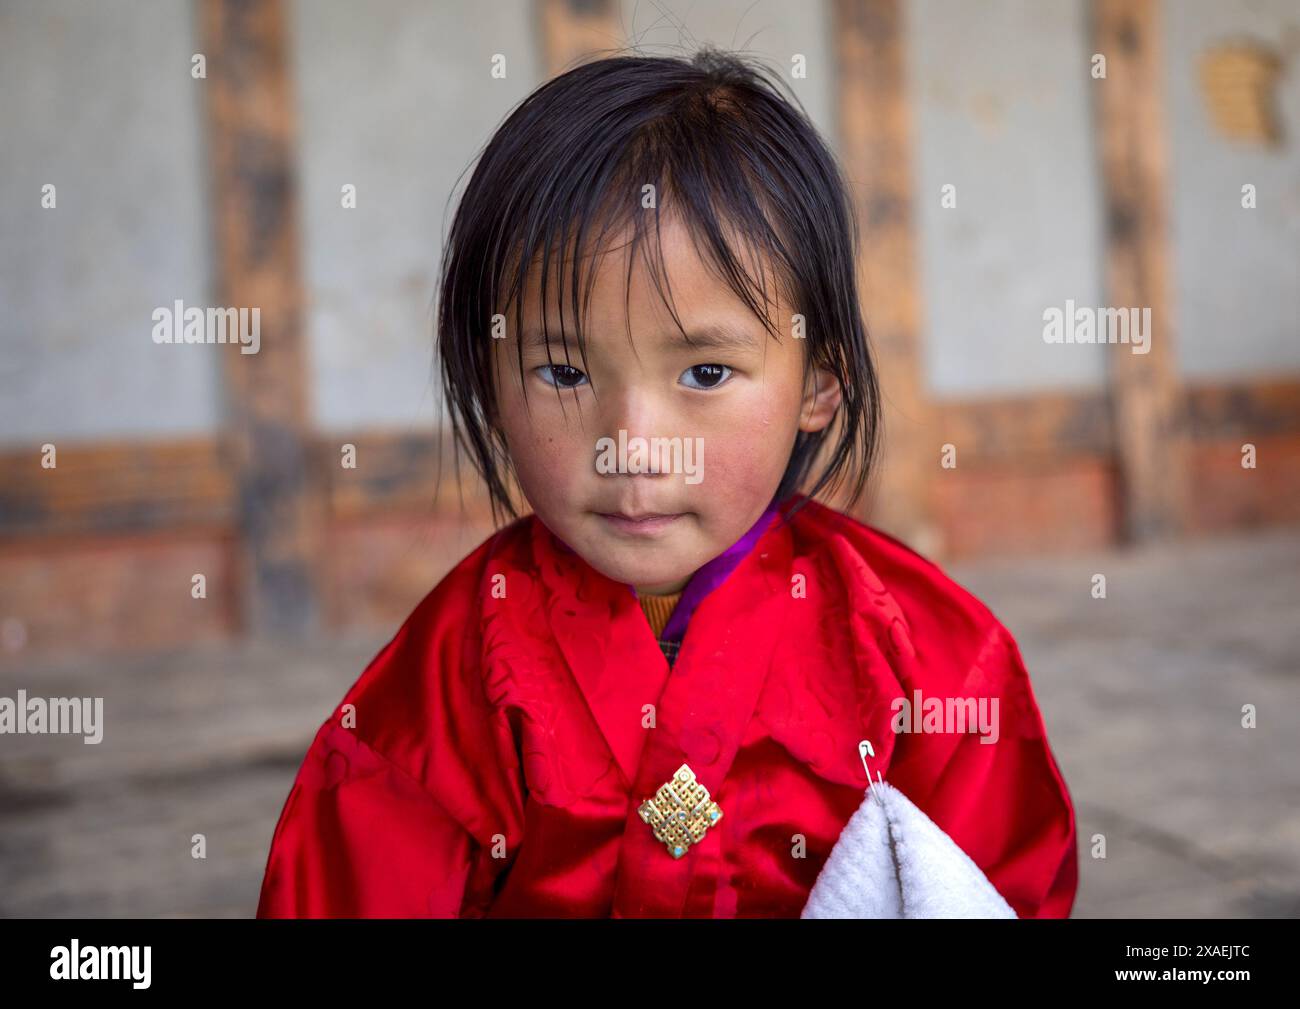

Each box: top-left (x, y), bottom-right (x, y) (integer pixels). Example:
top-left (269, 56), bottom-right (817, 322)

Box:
top-left (596, 512), bottom-right (685, 533)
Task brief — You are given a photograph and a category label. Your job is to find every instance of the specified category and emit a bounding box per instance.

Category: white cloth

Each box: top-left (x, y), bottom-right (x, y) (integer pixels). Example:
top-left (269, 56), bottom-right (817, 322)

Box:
top-left (801, 780), bottom-right (1017, 918)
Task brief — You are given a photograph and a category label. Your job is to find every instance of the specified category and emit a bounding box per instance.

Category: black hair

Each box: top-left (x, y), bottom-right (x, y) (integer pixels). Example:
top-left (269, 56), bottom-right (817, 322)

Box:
top-left (436, 45), bottom-right (880, 530)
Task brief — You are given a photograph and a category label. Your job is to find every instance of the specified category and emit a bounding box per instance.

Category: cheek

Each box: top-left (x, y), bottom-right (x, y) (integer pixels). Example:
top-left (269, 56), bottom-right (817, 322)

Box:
top-left (694, 390), bottom-right (799, 504)
top-left (499, 395), bottom-right (589, 501)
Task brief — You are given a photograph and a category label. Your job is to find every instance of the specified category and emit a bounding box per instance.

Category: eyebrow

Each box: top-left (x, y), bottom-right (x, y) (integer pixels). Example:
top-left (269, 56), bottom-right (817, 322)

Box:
top-left (519, 323), bottom-right (762, 353)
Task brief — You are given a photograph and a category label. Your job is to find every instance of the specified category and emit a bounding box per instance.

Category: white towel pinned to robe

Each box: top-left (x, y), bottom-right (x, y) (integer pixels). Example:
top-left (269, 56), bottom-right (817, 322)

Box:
top-left (801, 780), bottom-right (1017, 919)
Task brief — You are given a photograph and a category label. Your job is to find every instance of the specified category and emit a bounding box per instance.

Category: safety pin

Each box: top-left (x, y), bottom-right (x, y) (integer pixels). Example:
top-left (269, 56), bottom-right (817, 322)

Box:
top-left (858, 739), bottom-right (885, 801)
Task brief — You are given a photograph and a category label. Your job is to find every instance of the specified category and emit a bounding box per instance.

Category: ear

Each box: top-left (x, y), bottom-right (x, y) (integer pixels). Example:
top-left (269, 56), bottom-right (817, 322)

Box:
top-left (798, 363), bottom-right (843, 433)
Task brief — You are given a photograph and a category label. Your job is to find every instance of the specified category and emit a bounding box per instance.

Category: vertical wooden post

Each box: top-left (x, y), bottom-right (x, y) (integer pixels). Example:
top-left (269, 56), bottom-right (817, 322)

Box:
top-left (1091, 0), bottom-right (1188, 541)
top-left (201, 0), bottom-right (321, 634)
top-left (832, 0), bottom-right (937, 551)
top-left (537, 0), bottom-right (623, 76)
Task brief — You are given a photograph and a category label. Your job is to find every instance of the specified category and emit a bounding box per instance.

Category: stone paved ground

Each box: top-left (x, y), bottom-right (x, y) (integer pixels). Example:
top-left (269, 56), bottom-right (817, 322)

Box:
top-left (949, 526), bottom-right (1300, 919)
top-left (2, 527), bottom-right (1296, 918)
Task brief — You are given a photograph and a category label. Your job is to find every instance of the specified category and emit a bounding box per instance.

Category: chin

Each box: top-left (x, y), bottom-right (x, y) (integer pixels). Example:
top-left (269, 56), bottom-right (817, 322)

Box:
top-left (597, 554), bottom-right (687, 589)
top-left (580, 544), bottom-right (685, 589)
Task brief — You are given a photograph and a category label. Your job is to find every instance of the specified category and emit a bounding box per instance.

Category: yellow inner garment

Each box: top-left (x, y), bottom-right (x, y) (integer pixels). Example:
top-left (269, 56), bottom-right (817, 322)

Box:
top-left (637, 590), bottom-right (683, 639)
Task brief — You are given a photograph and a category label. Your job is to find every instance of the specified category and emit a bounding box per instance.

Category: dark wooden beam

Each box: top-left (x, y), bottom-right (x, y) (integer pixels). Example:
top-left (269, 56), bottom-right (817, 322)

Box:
top-left (537, 0), bottom-right (622, 76)
top-left (0, 439), bottom-right (233, 538)
top-left (935, 391), bottom-right (1114, 465)
top-left (1184, 378), bottom-right (1300, 439)
top-left (200, 0), bottom-right (322, 635)
top-left (316, 428), bottom-right (495, 520)
top-left (5, 376), bottom-right (1294, 542)
top-left (1091, 0), bottom-right (1189, 541)
top-left (832, 0), bottom-right (937, 549)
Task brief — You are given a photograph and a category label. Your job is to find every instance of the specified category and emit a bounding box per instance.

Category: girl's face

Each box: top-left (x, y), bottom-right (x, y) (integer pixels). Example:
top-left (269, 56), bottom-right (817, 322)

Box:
top-left (491, 214), bottom-right (842, 594)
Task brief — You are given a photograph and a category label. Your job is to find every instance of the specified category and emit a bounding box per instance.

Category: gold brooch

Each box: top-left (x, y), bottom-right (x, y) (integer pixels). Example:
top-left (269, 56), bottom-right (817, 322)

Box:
top-left (637, 763), bottom-right (723, 859)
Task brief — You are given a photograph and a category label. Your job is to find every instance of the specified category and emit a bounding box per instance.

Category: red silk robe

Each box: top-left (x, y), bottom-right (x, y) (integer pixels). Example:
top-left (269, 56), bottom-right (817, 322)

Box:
top-left (256, 496), bottom-right (1078, 918)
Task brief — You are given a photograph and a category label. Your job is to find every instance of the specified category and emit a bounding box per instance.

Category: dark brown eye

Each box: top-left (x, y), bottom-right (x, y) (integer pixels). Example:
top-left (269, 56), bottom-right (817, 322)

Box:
top-left (537, 364), bottom-right (588, 388)
top-left (681, 364), bottom-right (731, 390)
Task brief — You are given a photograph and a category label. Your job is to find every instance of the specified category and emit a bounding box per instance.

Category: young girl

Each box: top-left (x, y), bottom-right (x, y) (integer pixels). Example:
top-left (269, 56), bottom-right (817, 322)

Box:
top-left (256, 47), bottom-right (1077, 919)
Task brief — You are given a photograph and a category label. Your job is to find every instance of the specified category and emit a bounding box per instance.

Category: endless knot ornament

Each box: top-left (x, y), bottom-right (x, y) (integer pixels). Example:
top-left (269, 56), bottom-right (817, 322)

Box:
top-left (637, 763), bottom-right (723, 859)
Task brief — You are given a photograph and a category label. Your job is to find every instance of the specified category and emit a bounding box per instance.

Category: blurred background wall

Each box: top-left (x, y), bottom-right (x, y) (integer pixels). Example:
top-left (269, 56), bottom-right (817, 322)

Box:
top-left (2, 0), bottom-right (1296, 657)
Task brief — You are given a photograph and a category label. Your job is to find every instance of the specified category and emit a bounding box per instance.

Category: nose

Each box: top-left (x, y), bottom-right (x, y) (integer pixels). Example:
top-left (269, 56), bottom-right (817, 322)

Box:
top-left (595, 383), bottom-right (672, 476)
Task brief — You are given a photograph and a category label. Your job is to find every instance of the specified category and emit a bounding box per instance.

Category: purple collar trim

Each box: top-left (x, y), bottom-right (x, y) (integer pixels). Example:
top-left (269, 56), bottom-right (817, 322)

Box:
top-left (637, 497), bottom-right (782, 644)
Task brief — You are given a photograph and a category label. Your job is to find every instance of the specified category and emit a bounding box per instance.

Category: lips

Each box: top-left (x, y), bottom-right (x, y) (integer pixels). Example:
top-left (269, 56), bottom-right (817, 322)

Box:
top-left (596, 512), bottom-right (684, 536)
